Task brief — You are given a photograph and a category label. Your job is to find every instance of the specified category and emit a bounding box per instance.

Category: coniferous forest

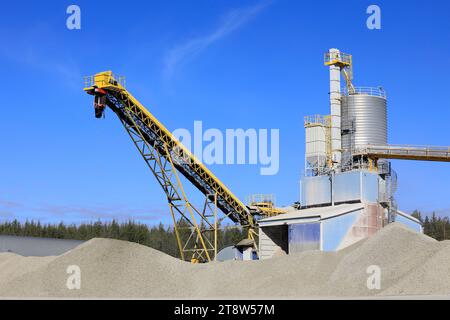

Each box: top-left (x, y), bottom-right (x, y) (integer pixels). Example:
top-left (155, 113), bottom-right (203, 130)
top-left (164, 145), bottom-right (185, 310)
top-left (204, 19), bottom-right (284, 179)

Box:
top-left (411, 210), bottom-right (450, 241)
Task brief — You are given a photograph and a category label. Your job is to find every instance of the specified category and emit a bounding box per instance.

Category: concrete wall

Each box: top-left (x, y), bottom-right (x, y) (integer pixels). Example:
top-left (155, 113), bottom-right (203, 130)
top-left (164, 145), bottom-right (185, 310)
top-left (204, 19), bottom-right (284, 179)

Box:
top-left (0, 235), bottom-right (84, 257)
top-left (259, 225), bottom-right (288, 260)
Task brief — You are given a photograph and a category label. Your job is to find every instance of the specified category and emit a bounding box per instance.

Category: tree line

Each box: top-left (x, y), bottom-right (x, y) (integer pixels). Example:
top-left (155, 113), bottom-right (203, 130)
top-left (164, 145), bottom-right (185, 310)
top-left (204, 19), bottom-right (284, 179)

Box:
top-left (0, 219), bottom-right (247, 259)
top-left (411, 210), bottom-right (450, 241)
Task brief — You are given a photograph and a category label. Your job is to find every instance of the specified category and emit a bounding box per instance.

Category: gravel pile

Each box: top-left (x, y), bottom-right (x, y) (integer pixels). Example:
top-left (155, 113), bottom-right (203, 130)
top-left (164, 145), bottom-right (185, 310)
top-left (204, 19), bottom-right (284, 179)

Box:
top-left (1, 223), bottom-right (449, 298)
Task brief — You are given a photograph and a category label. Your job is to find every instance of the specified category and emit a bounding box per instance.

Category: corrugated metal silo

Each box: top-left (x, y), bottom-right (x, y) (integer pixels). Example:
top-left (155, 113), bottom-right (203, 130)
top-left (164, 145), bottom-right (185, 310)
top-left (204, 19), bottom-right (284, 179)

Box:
top-left (341, 88), bottom-right (387, 164)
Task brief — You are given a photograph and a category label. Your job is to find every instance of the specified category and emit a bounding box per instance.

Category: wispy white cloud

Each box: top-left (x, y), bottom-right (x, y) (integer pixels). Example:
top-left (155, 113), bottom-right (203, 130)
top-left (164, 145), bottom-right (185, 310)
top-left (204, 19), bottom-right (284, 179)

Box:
top-left (0, 26), bottom-right (82, 89)
top-left (164, 1), bottom-right (271, 78)
top-left (0, 200), bottom-right (22, 209)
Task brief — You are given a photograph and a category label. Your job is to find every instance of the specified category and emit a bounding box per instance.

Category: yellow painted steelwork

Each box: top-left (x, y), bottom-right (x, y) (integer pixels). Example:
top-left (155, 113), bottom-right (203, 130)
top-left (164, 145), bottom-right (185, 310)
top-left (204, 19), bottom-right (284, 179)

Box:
top-left (324, 51), bottom-right (355, 94)
top-left (246, 194), bottom-right (287, 217)
top-left (324, 51), bottom-right (352, 67)
top-left (88, 72), bottom-right (248, 213)
top-left (84, 71), bottom-right (257, 262)
top-left (85, 71), bottom-right (250, 222)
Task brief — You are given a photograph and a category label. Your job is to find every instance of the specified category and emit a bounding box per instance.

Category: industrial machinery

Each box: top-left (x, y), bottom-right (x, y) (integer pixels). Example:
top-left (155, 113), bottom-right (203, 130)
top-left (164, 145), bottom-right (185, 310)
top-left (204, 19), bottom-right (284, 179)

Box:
top-left (304, 48), bottom-right (450, 222)
top-left (257, 49), bottom-right (449, 260)
top-left (84, 49), bottom-right (449, 262)
top-left (84, 72), bottom-right (285, 262)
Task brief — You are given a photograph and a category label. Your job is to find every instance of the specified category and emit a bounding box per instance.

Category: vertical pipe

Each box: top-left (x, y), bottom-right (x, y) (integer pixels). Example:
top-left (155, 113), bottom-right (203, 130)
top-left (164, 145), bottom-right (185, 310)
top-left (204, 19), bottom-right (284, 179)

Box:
top-left (329, 48), bottom-right (342, 170)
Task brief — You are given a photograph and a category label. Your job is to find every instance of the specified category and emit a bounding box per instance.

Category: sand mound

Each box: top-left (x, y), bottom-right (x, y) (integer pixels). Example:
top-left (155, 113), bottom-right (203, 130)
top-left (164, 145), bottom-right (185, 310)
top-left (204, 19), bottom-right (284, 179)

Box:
top-left (380, 240), bottom-right (450, 296)
top-left (322, 223), bottom-right (439, 296)
top-left (0, 238), bottom-right (192, 298)
top-left (0, 224), bottom-right (449, 298)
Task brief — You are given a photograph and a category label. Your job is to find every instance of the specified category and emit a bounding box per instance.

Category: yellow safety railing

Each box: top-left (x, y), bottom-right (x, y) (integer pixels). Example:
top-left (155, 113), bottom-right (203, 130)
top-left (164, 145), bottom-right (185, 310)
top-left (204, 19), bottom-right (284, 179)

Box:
top-left (84, 71), bottom-right (252, 225)
top-left (247, 194), bottom-right (275, 207)
top-left (324, 51), bottom-right (352, 67)
top-left (84, 72), bottom-right (126, 89)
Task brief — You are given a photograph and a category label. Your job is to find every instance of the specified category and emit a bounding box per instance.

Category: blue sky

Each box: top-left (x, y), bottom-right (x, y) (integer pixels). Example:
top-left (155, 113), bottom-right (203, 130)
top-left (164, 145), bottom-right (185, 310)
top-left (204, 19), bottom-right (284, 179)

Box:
top-left (0, 0), bottom-right (449, 225)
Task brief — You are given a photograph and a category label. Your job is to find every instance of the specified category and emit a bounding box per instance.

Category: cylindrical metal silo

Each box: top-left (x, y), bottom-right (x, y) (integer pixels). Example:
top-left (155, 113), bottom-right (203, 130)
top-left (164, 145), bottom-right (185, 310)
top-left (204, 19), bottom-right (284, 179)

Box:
top-left (341, 88), bottom-right (387, 164)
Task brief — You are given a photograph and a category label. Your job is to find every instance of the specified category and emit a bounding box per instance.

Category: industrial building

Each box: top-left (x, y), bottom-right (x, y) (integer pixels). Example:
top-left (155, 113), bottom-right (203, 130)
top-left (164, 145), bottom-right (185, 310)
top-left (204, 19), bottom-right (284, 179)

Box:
top-left (84, 49), bottom-right (449, 263)
top-left (258, 204), bottom-right (423, 259)
top-left (257, 49), bottom-right (427, 259)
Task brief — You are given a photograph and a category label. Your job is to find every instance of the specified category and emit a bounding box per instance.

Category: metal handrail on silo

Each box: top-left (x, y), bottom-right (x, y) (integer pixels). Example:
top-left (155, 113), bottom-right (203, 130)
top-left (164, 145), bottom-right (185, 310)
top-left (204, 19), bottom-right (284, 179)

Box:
top-left (342, 87), bottom-right (386, 98)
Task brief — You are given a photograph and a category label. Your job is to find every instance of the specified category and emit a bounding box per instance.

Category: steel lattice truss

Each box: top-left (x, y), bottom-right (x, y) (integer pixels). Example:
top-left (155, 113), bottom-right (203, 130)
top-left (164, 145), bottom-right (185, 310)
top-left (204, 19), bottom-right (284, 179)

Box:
top-left (104, 92), bottom-right (256, 262)
top-left (83, 72), bottom-right (259, 262)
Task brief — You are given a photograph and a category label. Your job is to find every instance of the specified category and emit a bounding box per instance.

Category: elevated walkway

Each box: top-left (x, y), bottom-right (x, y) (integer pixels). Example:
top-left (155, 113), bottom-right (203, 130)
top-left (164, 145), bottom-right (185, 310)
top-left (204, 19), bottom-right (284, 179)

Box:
top-left (354, 144), bottom-right (450, 162)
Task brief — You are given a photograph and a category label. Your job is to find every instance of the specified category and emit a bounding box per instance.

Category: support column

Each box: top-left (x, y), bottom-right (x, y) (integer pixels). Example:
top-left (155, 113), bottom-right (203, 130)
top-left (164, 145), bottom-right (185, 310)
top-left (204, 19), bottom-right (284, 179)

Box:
top-left (329, 48), bottom-right (342, 170)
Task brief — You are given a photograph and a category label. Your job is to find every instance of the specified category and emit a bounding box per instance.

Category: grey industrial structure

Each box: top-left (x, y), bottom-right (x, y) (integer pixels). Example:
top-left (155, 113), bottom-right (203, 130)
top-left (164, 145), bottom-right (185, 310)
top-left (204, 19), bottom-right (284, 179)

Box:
top-left (258, 49), bottom-right (425, 260)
